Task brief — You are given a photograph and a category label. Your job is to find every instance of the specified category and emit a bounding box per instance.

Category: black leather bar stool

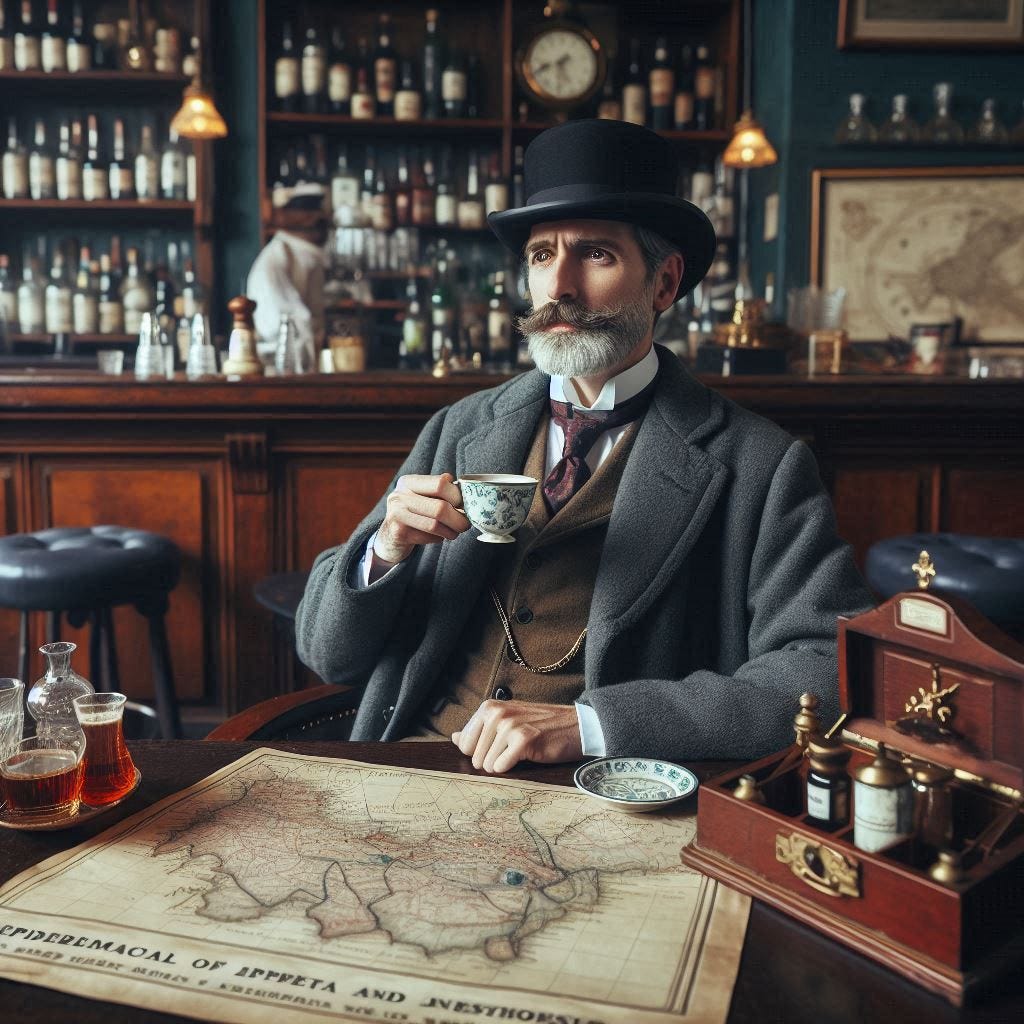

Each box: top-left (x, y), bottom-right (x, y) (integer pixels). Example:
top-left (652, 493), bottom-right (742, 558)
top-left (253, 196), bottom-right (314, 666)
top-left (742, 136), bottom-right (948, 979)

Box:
top-left (866, 533), bottom-right (1024, 641)
top-left (0, 525), bottom-right (183, 738)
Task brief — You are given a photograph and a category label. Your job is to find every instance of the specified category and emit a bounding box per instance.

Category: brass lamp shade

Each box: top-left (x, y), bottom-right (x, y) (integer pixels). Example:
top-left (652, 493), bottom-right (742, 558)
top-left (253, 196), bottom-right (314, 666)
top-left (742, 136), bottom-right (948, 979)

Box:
top-left (722, 110), bottom-right (778, 168)
top-left (170, 82), bottom-right (228, 141)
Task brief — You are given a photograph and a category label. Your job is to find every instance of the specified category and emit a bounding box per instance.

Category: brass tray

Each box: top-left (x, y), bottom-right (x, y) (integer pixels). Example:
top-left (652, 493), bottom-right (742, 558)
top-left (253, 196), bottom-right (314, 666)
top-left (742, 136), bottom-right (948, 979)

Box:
top-left (0, 769), bottom-right (142, 832)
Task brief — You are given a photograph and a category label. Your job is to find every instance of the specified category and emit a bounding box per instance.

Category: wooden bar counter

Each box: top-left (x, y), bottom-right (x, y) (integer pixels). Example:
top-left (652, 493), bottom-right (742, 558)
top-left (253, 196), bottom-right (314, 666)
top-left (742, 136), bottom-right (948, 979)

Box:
top-left (2, 369), bottom-right (1022, 727)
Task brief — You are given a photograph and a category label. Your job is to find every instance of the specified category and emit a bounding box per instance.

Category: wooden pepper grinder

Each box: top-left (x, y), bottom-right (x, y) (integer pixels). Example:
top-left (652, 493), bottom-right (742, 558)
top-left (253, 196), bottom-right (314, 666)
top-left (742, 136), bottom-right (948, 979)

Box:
top-left (221, 296), bottom-right (264, 378)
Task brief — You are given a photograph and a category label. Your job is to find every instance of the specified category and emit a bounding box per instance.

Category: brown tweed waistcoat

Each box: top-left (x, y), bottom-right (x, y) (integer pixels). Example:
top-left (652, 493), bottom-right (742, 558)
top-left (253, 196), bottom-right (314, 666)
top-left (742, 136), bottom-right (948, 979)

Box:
top-left (413, 411), bottom-right (641, 738)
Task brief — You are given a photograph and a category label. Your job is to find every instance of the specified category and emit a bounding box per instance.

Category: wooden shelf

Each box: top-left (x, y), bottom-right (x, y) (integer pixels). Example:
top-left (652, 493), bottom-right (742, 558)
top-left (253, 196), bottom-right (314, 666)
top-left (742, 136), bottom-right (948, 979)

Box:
top-left (266, 112), bottom-right (506, 135)
top-left (9, 333), bottom-right (136, 345)
top-left (0, 70), bottom-right (189, 87)
top-left (0, 199), bottom-right (194, 213)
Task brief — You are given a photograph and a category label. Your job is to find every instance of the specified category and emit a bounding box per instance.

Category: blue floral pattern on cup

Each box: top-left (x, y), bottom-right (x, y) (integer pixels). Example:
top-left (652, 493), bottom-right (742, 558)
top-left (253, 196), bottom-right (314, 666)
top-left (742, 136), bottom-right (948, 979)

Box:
top-left (459, 475), bottom-right (538, 542)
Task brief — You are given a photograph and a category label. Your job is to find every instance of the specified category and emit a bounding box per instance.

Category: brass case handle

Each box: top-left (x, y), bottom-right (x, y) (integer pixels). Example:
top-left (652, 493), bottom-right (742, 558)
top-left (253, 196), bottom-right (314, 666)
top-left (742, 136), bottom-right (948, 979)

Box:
top-left (776, 832), bottom-right (861, 899)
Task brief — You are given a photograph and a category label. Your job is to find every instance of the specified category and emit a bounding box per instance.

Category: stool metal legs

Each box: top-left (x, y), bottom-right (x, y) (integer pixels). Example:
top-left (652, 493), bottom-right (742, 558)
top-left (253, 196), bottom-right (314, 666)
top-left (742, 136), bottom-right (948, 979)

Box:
top-left (147, 613), bottom-right (182, 739)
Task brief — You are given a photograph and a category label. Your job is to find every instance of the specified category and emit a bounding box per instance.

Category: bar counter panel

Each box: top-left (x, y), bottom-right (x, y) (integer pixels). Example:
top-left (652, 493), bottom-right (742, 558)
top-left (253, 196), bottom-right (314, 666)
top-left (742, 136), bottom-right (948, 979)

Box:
top-left (2, 371), bottom-right (1022, 725)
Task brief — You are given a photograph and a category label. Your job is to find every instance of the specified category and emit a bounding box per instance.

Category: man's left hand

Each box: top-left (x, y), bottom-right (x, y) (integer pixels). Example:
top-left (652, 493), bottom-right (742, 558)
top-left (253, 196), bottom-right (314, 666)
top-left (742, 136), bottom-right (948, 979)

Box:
top-left (451, 700), bottom-right (583, 774)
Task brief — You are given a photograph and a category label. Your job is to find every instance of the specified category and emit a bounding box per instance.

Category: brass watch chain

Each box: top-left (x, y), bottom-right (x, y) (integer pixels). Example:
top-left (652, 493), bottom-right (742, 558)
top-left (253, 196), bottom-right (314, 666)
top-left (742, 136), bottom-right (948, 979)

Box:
top-left (489, 587), bottom-right (586, 674)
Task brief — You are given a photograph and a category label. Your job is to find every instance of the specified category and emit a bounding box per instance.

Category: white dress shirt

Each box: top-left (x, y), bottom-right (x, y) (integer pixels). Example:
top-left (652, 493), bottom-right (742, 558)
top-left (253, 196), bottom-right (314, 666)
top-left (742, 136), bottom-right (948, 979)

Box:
top-left (358, 346), bottom-right (661, 754)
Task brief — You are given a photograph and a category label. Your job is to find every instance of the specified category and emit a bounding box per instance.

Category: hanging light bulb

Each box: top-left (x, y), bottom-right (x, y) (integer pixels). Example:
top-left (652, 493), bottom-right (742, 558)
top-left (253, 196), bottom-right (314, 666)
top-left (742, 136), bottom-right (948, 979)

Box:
top-left (170, 42), bottom-right (228, 141)
top-left (722, 110), bottom-right (777, 168)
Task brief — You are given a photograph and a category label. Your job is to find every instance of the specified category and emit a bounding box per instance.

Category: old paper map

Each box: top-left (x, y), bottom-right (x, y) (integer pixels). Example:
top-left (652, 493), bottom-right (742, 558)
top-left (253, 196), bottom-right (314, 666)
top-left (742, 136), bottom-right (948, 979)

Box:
top-left (0, 750), bottom-right (748, 1024)
top-left (822, 175), bottom-right (1024, 343)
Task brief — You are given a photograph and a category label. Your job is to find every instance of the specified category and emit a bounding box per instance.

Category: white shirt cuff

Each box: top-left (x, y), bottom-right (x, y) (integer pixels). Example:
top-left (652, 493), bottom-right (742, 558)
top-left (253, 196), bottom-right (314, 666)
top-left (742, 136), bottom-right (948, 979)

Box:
top-left (574, 702), bottom-right (607, 757)
top-left (354, 530), bottom-right (401, 588)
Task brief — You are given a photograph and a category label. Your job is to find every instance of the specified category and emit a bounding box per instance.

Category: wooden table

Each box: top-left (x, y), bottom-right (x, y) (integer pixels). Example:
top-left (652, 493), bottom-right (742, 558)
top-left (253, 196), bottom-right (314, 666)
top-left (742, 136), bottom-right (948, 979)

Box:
top-left (1, 741), bottom-right (1021, 1023)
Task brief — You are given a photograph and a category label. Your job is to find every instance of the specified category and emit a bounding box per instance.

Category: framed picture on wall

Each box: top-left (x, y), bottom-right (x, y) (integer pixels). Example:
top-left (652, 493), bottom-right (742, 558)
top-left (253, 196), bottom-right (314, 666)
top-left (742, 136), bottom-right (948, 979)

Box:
top-left (837, 1), bottom-right (1024, 49)
top-left (810, 166), bottom-right (1024, 343)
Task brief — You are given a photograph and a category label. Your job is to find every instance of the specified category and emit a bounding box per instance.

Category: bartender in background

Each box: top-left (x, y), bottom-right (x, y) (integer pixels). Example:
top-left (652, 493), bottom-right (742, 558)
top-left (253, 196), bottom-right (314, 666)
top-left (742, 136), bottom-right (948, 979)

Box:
top-left (246, 184), bottom-right (330, 367)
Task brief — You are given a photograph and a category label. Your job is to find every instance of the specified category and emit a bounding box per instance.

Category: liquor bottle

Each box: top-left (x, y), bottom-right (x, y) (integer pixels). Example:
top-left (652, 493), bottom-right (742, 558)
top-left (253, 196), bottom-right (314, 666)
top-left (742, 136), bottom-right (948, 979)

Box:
top-left (91, 14), bottom-right (115, 69)
top-left (460, 250), bottom-right (488, 366)
top-left (411, 148), bottom-right (435, 227)
top-left (923, 82), bottom-right (964, 144)
top-left (41, 0), bottom-right (65, 71)
top-left (457, 149), bottom-right (485, 230)
top-left (393, 147), bottom-right (412, 227)
top-left (835, 93), bottom-right (877, 144)
top-left (330, 144), bottom-right (359, 217)
top-left (310, 133), bottom-right (329, 184)
top-left (434, 146), bottom-right (456, 226)
top-left (621, 39), bottom-right (645, 126)
top-left (673, 44), bottom-right (695, 130)
top-left (487, 269), bottom-right (513, 370)
top-left (466, 53), bottom-right (481, 118)
top-left (72, 247), bottom-right (99, 334)
top-left (399, 273), bottom-right (428, 370)
top-left (292, 141), bottom-right (311, 185)
top-left (301, 23), bottom-right (326, 113)
top-left (374, 12), bottom-right (397, 117)
top-left (18, 255), bottom-right (45, 333)
top-left (442, 49), bottom-right (467, 118)
top-left (350, 39), bottom-right (375, 120)
top-left (511, 145), bottom-right (525, 208)
top-left (878, 94), bottom-right (919, 144)
top-left (422, 9), bottom-right (442, 120)
top-left (65, 0), bottom-right (89, 71)
top-left (44, 246), bottom-right (73, 336)
top-left (270, 147), bottom-right (292, 208)
top-left (134, 121), bottom-right (159, 199)
top-left (274, 21), bottom-right (299, 112)
top-left (120, 246), bottom-right (152, 335)
top-left (0, 255), bottom-right (17, 334)
top-left (689, 153), bottom-right (713, 207)
top-left (97, 253), bottom-right (123, 334)
top-left (484, 152), bottom-right (508, 214)
top-left (3, 118), bottom-right (28, 198)
top-left (160, 127), bottom-right (188, 200)
top-left (28, 118), bottom-right (55, 200)
top-left (82, 113), bottom-right (108, 200)
top-left (394, 59), bottom-right (422, 121)
top-left (706, 159), bottom-right (734, 240)
top-left (371, 168), bottom-right (393, 231)
top-left (971, 98), bottom-right (1008, 144)
top-left (180, 258), bottom-right (200, 318)
top-left (0, 4), bottom-right (12, 71)
top-left (430, 254), bottom-right (456, 361)
top-left (693, 44), bottom-right (716, 130)
top-left (108, 117), bottom-right (134, 200)
top-left (327, 26), bottom-right (351, 115)
top-left (360, 144), bottom-right (377, 223)
top-left (119, 0), bottom-right (150, 71)
top-left (596, 58), bottom-right (621, 120)
top-left (648, 37), bottom-right (674, 131)
top-left (14, 0), bottom-right (42, 71)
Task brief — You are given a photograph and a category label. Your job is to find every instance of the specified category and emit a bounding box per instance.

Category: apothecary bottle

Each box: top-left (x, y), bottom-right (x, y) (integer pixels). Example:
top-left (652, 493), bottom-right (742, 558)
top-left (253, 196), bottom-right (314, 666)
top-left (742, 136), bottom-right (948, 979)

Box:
top-left (805, 736), bottom-right (851, 827)
top-left (852, 743), bottom-right (913, 853)
top-left (26, 641), bottom-right (94, 752)
top-left (835, 93), bottom-right (877, 144)
top-left (879, 95), bottom-right (919, 144)
top-left (922, 83), bottom-right (964, 144)
top-left (970, 98), bottom-right (1008, 143)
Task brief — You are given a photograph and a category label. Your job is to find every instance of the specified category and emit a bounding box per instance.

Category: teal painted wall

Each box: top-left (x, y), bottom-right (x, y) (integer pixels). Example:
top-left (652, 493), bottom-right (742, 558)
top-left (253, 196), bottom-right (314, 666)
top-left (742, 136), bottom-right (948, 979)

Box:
top-left (751, 0), bottom-right (1023, 316)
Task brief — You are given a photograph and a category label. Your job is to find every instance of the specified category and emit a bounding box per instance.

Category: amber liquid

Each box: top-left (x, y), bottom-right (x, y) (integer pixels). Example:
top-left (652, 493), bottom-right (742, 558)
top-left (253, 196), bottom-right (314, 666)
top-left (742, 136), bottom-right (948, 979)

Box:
top-left (0, 749), bottom-right (84, 818)
top-left (80, 717), bottom-right (136, 805)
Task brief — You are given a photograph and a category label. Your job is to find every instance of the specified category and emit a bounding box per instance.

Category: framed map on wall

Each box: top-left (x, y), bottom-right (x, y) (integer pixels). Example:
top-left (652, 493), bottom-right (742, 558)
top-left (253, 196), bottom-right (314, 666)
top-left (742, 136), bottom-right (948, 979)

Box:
top-left (810, 166), bottom-right (1024, 343)
top-left (837, 0), bottom-right (1024, 49)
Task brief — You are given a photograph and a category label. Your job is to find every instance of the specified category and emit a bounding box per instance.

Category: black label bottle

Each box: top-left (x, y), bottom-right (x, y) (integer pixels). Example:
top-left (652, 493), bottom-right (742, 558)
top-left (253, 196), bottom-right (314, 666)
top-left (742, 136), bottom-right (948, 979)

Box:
top-left (805, 736), bottom-right (851, 827)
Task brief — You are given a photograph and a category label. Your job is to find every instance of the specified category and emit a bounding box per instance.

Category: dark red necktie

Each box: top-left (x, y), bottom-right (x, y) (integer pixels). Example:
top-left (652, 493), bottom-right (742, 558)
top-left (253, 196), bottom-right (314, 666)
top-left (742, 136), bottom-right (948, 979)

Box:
top-left (542, 377), bottom-right (657, 515)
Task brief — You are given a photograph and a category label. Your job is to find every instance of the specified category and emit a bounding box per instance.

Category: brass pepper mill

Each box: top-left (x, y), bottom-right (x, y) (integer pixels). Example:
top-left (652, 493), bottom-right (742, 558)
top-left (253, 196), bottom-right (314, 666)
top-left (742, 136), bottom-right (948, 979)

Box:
top-left (221, 296), bottom-right (264, 378)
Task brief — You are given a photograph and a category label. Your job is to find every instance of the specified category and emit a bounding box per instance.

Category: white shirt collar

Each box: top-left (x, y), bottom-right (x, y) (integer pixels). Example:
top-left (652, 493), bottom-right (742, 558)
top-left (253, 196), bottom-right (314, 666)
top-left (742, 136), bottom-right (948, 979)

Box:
top-left (549, 345), bottom-right (659, 411)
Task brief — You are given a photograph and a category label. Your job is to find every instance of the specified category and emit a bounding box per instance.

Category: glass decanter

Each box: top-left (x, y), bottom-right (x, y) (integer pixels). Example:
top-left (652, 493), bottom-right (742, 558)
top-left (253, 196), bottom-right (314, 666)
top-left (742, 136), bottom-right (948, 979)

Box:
top-left (970, 98), bottom-right (1008, 144)
top-left (835, 93), bottom-right (877, 144)
top-left (27, 641), bottom-right (94, 753)
top-left (922, 83), bottom-right (964, 144)
top-left (878, 95), bottom-right (919, 144)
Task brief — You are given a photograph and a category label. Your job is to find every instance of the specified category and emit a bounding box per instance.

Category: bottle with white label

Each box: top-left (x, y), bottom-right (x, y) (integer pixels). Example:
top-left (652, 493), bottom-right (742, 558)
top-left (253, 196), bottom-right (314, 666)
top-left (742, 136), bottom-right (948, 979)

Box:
top-left (350, 39), bottom-right (375, 120)
top-left (330, 145), bottom-right (359, 217)
top-left (120, 246), bottom-right (153, 336)
top-left (457, 149), bottom-right (485, 230)
top-left (434, 146), bottom-right (456, 227)
top-left (108, 117), bottom-right (135, 200)
top-left (3, 118), bottom-right (29, 199)
top-left (14, 0), bottom-right (42, 71)
top-left (648, 37), bottom-right (674, 131)
top-left (134, 121), bottom-right (159, 199)
top-left (41, 0), bottom-right (65, 72)
top-left (160, 127), bottom-right (187, 199)
top-left (82, 113), bottom-right (109, 201)
top-left (327, 26), bottom-right (351, 115)
top-left (55, 118), bottom-right (82, 199)
top-left (442, 50), bottom-right (466, 118)
top-left (622, 38), bottom-right (646, 126)
top-left (72, 248), bottom-right (99, 334)
top-left (484, 153), bottom-right (508, 214)
top-left (393, 60), bottom-right (421, 122)
top-left (301, 24), bottom-right (326, 113)
top-left (65, 0), bottom-right (90, 72)
top-left (18, 257), bottom-right (45, 333)
top-left (97, 253), bottom-right (123, 334)
top-left (180, 258), bottom-right (200, 319)
top-left (45, 249), bottom-right (73, 333)
top-left (805, 736), bottom-right (851, 828)
top-left (274, 21), bottom-right (299, 112)
top-left (28, 118), bottom-right (55, 200)
top-left (853, 743), bottom-right (914, 853)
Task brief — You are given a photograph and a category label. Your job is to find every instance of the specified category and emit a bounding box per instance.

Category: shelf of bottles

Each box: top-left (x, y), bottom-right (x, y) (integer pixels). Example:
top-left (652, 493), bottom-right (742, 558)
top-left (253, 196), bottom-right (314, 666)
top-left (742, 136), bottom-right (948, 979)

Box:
top-left (261, 0), bottom-right (740, 371)
top-left (0, 0), bottom-right (212, 360)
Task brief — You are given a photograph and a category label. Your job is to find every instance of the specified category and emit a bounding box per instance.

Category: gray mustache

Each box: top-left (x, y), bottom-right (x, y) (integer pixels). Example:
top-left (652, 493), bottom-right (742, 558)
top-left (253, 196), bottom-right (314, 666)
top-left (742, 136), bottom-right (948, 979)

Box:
top-left (515, 301), bottom-right (619, 335)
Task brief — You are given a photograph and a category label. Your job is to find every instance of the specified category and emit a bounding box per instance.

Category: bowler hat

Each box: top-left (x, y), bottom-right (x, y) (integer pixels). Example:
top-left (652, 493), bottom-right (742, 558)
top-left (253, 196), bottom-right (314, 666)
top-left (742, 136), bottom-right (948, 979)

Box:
top-left (488, 119), bottom-right (716, 299)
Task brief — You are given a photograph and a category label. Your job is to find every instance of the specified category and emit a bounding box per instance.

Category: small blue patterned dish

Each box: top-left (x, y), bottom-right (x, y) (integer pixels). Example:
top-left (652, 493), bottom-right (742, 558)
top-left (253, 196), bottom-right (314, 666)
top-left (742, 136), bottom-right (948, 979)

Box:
top-left (573, 757), bottom-right (699, 812)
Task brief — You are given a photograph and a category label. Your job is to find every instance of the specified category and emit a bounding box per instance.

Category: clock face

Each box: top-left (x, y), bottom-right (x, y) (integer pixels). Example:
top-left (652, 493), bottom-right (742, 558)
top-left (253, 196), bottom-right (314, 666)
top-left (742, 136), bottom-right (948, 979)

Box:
top-left (524, 29), bottom-right (600, 103)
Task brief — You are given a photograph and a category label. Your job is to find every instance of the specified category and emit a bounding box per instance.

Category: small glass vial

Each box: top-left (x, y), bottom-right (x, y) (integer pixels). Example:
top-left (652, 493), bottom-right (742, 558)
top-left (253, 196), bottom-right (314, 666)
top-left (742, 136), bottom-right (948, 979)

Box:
top-left (922, 82), bottom-right (964, 144)
top-left (879, 94), bottom-right (919, 144)
top-left (912, 764), bottom-right (954, 849)
top-left (970, 98), bottom-right (1008, 144)
top-left (806, 736), bottom-right (852, 827)
top-left (852, 743), bottom-right (914, 853)
top-left (835, 93), bottom-right (877, 144)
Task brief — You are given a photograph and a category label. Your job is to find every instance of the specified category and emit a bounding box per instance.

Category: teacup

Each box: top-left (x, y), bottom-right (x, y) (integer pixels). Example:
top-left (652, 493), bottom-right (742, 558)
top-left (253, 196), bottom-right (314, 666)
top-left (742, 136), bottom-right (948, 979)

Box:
top-left (457, 474), bottom-right (538, 544)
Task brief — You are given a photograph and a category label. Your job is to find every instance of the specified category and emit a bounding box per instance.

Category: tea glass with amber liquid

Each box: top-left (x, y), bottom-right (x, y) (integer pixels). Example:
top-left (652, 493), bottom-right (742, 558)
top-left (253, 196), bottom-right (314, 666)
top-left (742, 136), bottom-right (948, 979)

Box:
top-left (73, 692), bottom-right (138, 806)
top-left (0, 735), bottom-right (85, 822)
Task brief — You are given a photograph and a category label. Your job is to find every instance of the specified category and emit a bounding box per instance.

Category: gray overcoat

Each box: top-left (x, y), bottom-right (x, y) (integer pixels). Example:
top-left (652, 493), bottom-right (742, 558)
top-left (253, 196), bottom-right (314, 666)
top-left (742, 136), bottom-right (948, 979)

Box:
top-left (295, 346), bottom-right (874, 759)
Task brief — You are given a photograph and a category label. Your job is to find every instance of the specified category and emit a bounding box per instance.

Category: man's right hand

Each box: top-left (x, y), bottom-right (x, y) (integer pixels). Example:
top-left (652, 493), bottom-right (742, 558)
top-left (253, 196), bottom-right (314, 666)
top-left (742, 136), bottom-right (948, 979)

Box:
top-left (372, 472), bottom-right (470, 566)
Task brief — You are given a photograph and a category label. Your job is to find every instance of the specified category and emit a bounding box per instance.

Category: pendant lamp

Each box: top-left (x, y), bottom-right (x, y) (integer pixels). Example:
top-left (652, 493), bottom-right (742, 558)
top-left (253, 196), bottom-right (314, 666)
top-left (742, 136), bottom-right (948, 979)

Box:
top-left (170, 29), bottom-right (228, 141)
top-left (722, 0), bottom-right (776, 169)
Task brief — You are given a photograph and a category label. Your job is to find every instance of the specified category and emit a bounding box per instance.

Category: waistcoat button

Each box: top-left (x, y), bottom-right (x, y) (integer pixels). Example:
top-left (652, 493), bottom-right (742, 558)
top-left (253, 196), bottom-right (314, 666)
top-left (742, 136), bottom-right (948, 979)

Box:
top-left (515, 607), bottom-right (533, 624)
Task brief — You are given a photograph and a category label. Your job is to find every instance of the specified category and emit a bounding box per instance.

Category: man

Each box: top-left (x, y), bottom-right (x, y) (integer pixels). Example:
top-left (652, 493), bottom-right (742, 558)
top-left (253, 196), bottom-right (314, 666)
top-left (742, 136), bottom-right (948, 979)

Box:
top-left (296, 119), bottom-right (873, 774)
